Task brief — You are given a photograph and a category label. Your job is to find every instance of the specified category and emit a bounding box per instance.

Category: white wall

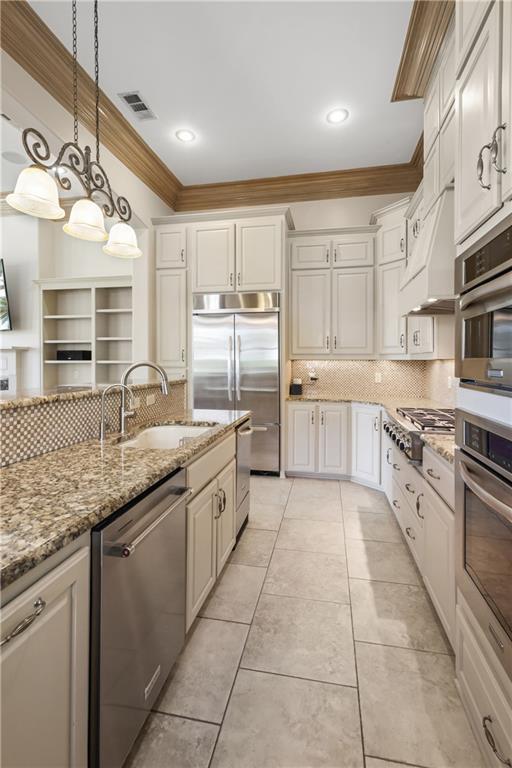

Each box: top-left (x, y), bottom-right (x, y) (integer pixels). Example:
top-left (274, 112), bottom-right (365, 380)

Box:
top-left (287, 193), bottom-right (410, 229)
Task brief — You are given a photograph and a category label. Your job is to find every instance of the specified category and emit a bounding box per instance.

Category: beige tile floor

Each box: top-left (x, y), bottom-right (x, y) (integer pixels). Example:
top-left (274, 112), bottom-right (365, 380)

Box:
top-left (125, 477), bottom-right (485, 768)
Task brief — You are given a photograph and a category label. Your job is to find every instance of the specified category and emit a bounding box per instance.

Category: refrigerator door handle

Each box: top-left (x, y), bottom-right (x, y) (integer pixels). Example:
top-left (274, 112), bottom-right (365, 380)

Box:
top-left (227, 335), bottom-right (233, 401)
top-left (235, 334), bottom-right (242, 401)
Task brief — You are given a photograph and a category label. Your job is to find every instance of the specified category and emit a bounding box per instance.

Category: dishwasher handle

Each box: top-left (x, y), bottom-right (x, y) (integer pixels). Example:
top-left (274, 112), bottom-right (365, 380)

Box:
top-left (109, 487), bottom-right (193, 558)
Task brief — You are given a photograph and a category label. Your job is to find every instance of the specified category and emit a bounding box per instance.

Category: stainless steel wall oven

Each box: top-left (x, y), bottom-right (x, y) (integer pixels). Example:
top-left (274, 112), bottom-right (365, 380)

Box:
top-left (455, 410), bottom-right (512, 679)
top-left (455, 219), bottom-right (512, 394)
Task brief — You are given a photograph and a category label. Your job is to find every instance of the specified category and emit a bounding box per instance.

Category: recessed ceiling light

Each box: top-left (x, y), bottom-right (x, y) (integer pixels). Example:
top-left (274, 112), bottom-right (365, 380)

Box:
top-left (175, 129), bottom-right (196, 143)
top-left (326, 108), bottom-right (349, 125)
top-left (2, 151), bottom-right (27, 165)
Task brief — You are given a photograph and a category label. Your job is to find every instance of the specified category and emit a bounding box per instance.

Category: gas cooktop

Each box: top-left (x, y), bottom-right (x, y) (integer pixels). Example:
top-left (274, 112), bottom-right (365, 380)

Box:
top-left (396, 407), bottom-right (455, 432)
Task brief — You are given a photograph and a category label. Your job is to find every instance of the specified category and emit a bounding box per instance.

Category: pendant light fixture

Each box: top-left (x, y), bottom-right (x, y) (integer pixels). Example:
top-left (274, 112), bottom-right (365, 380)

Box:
top-left (6, 0), bottom-right (141, 258)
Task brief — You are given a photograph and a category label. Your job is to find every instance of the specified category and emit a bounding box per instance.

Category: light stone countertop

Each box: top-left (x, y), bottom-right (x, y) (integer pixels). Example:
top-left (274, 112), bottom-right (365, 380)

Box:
top-left (420, 434), bottom-right (455, 465)
top-left (0, 409), bottom-right (249, 589)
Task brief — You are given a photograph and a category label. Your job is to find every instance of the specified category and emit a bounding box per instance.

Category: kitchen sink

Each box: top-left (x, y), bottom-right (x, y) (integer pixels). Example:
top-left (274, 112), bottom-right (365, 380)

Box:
top-left (121, 424), bottom-right (212, 450)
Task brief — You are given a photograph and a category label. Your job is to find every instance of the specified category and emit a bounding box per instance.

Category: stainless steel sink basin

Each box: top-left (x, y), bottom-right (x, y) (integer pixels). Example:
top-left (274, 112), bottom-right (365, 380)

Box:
top-left (121, 425), bottom-right (212, 450)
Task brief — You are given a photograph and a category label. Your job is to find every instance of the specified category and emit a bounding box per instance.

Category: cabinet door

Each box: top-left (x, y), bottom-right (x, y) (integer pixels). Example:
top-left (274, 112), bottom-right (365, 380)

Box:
top-left (423, 139), bottom-right (440, 216)
top-left (332, 267), bottom-right (374, 355)
top-left (439, 105), bottom-right (456, 190)
top-left (351, 405), bottom-right (381, 485)
top-left (1, 547), bottom-right (89, 768)
top-left (236, 218), bottom-right (282, 291)
top-left (290, 236), bottom-right (331, 269)
top-left (155, 225), bottom-right (187, 268)
top-left (378, 261), bottom-right (407, 355)
top-left (381, 431), bottom-right (394, 504)
top-left (455, 3), bottom-right (502, 243)
top-left (455, 0), bottom-right (493, 74)
top-left (424, 76), bottom-right (440, 156)
top-left (422, 482), bottom-right (455, 643)
top-left (290, 271), bottom-right (330, 355)
top-left (439, 30), bottom-right (456, 122)
top-left (318, 403), bottom-right (349, 476)
top-left (156, 269), bottom-right (187, 369)
top-left (186, 480), bottom-right (217, 630)
top-left (190, 222), bottom-right (235, 293)
top-left (332, 233), bottom-right (374, 267)
top-left (287, 403), bottom-right (316, 473)
top-left (216, 459), bottom-right (236, 575)
top-left (501, 0), bottom-right (512, 202)
top-left (377, 210), bottom-right (407, 264)
top-left (408, 316), bottom-right (434, 356)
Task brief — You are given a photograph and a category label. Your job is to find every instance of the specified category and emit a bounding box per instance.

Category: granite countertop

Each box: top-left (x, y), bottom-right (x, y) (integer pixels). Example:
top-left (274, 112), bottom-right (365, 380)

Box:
top-left (420, 434), bottom-right (455, 465)
top-left (0, 409), bottom-right (249, 588)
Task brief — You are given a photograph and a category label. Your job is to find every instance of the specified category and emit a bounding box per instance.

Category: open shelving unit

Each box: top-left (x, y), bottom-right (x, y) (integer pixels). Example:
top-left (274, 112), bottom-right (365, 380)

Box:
top-left (39, 277), bottom-right (133, 389)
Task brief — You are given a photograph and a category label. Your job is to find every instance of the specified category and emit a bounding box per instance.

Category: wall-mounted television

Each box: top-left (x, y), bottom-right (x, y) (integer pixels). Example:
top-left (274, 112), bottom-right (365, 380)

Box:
top-left (0, 259), bottom-right (13, 331)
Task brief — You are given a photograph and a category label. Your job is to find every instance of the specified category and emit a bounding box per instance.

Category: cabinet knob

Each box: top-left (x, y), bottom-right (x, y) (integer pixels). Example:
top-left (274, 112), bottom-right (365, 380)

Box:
top-left (180, 248), bottom-right (185, 262)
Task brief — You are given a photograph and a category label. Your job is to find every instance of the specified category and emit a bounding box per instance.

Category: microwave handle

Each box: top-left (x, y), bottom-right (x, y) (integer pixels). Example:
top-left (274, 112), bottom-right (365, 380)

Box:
top-left (459, 270), bottom-right (512, 311)
top-left (459, 461), bottom-right (512, 525)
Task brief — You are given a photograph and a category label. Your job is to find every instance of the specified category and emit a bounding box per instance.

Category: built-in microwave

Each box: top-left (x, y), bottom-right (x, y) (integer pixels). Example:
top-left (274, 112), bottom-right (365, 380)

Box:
top-left (455, 410), bottom-right (512, 680)
top-left (455, 219), bottom-right (512, 394)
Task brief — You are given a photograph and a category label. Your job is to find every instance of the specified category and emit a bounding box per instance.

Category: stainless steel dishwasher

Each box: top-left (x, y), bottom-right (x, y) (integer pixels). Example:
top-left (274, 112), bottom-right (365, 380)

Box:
top-left (90, 469), bottom-right (192, 768)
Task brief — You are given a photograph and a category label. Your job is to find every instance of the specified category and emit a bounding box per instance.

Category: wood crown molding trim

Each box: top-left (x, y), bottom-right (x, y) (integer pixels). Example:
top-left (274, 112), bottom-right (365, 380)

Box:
top-left (0, 0), bottom-right (182, 209)
top-left (392, 0), bottom-right (454, 101)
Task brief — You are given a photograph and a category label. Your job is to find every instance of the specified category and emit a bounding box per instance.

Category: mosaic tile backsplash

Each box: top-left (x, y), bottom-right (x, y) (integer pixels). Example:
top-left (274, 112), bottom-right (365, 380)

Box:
top-left (291, 360), bottom-right (456, 405)
top-left (0, 381), bottom-right (186, 467)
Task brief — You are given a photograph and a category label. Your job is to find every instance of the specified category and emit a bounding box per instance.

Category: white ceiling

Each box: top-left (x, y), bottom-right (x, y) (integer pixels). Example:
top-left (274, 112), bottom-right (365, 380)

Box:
top-left (29, 1), bottom-right (423, 186)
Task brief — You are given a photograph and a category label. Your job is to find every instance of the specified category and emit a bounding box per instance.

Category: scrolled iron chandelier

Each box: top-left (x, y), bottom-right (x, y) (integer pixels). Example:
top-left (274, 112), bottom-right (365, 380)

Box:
top-left (6, 0), bottom-right (141, 258)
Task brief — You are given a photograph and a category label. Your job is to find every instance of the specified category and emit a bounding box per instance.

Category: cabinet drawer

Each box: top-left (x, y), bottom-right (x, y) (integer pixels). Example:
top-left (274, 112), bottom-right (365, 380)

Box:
top-left (187, 434), bottom-right (236, 495)
top-left (391, 478), bottom-right (424, 569)
top-left (399, 462), bottom-right (425, 528)
top-left (456, 604), bottom-right (512, 767)
top-left (422, 446), bottom-right (454, 509)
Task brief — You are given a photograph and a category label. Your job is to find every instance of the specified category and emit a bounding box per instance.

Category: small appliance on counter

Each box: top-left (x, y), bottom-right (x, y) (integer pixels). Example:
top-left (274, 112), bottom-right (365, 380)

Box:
top-left (56, 349), bottom-right (92, 361)
top-left (383, 407), bottom-right (455, 463)
top-left (289, 378), bottom-right (303, 396)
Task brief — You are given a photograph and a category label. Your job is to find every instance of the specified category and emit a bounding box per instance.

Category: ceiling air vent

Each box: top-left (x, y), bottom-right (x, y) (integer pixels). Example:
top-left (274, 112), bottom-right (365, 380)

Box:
top-left (118, 91), bottom-right (156, 120)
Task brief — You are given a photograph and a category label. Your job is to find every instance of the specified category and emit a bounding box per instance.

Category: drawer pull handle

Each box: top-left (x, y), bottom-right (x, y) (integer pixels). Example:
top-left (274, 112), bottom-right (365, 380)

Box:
top-left (416, 492), bottom-right (424, 519)
top-left (392, 500), bottom-right (400, 509)
top-left (393, 463), bottom-right (400, 471)
top-left (482, 716), bottom-right (512, 766)
top-left (405, 483), bottom-right (415, 494)
top-left (405, 526), bottom-right (415, 540)
top-left (386, 448), bottom-right (392, 465)
top-left (477, 143), bottom-right (492, 190)
top-left (490, 123), bottom-right (507, 174)
top-left (0, 598), bottom-right (46, 647)
top-left (426, 468), bottom-right (440, 480)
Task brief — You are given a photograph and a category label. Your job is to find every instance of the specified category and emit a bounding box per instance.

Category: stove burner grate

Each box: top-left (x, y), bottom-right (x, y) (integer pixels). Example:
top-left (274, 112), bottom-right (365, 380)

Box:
top-left (397, 407), bottom-right (455, 432)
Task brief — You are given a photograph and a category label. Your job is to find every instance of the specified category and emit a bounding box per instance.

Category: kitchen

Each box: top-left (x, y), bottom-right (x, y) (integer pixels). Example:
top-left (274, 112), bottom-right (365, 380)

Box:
top-left (0, 1), bottom-right (511, 768)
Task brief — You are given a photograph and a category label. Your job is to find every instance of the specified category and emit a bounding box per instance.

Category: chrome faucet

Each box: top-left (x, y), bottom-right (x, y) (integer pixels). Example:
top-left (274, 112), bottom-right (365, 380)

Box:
top-left (120, 360), bottom-right (169, 434)
top-left (100, 383), bottom-right (135, 443)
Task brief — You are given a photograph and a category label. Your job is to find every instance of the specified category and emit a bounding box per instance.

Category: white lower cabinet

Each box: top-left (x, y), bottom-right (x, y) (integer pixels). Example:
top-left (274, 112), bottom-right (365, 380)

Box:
top-left (286, 402), bottom-right (350, 477)
top-left (318, 404), bottom-right (350, 475)
top-left (286, 402), bottom-right (317, 473)
top-left (1, 547), bottom-right (90, 768)
top-left (422, 481), bottom-right (455, 643)
top-left (186, 456), bottom-right (236, 630)
top-left (351, 404), bottom-right (381, 486)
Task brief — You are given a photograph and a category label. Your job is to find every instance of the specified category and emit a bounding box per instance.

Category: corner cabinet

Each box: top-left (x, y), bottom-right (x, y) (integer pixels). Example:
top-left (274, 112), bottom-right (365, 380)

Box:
top-left (156, 269), bottom-right (187, 370)
top-left (351, 404), bottom-right (381, 486)
top-left (1, 547), bottom-right (90, 768)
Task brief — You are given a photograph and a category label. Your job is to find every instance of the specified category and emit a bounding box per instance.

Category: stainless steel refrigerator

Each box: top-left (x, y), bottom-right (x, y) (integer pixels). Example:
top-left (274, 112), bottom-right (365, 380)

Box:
top-left (192, 292), bottom-right (280, 474)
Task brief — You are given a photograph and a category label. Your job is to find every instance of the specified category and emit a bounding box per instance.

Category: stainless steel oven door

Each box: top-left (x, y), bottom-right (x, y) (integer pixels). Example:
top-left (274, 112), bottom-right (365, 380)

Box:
top-left (455, 449), bottom-right (512, 677)
top-left (455, 271), bottom-right (512, 390)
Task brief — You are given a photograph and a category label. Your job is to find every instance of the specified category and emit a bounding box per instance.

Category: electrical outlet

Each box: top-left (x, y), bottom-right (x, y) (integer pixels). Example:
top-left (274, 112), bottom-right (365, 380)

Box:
top-left (374, 371), bottom-right (382, 383)
top-left (133, 397), bottom-right (141, 409)
top-left (146, 393), bottom-right (156, 406)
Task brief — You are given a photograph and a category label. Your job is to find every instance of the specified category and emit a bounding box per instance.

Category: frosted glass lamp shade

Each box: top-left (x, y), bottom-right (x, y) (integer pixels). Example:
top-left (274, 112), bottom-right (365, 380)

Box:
top-left (6, 166), bottom-right (65, 219)
top-left (103, 223), bottom-right (142, 259)
top-left (63, 198), bottom-right (108, 241)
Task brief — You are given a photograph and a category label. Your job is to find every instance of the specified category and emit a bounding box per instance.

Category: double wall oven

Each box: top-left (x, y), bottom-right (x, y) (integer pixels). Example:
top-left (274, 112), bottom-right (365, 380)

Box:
top-left (455, 410), bottom-right (512, 677)
top-left (455, 220), bottom-right (512, 394)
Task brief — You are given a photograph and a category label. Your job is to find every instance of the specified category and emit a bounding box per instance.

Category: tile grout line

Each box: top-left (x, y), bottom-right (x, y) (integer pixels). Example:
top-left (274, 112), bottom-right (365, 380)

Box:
top-left (206, 476), bottom-right (293, 768)
top-left (339, 480), bottom-right (368, 768)
top-left (355, 638), bottom-right (452, 657)
top-left (365, 753), bottom-right (430, 768)
top-left (238, 664), bottom-right (359, 690)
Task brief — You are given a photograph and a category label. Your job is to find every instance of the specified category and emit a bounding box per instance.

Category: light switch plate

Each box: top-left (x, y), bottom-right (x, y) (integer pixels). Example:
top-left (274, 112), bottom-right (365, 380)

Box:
top-left (133, 397), bottom-right (141, 409)
top-left (374, 371), bottom-right (382, 383)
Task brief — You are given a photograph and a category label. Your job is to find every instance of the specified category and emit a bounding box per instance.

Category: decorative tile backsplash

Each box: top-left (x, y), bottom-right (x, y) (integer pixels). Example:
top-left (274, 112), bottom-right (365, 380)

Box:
top-left (0, 381), bottom-right (186, 467)
top-left (290, 360), bottom-right (456, 405)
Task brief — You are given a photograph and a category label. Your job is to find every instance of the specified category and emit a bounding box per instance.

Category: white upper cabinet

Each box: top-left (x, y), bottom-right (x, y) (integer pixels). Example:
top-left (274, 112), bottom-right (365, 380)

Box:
top-left (455, 2), bottom-right (502, 243)
top-left (332, 233), bottom-right (374, 267)
top-left (156, 225), bottom-right (187, 268)
top-left (423, 139), bottom-right (441, 216)
top-left (424, 76), bottom-right (441, 156)
top-left (286, 402), bottom-right (316, 473)
top-left (439, 30), bottom-right (456, 121)
top-left (190, 222), bottom-right (235, 293)
top-left (290, 236), bottom-right (331, 269)
top-left (455, 0), bottom-right (493, 74)
top-left (378, 261), bottom-right (407, 356)
top-left (408, 316), bottom-right (435, 355)
top-left (351, 404), bottom-right (381, 486)
top-left (291, 270), bottom-right (330, 355)
top-left (374, 205), bottom-right (408, 264)
top-left (332, 267), bottom-right (374, 355)
top-left (439, 105), bottom-right (456, 190)
top-left (501, 0), bottom-right (512, 202)
top-left (156, 269), bottom-right (187, 369)
top-left (236, 218), bottom-right (282, 291)
top-left (318, 403), bottom-right (349, 475)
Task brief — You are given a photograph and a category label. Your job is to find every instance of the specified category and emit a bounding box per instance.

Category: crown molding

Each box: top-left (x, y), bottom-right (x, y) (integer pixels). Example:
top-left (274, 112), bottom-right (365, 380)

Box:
top-left (0, 0), bottom-right (182, 209)
top-left (392, 0), bottom-right (454, 101)
top-left (153, 205), bottom-right (296, 229)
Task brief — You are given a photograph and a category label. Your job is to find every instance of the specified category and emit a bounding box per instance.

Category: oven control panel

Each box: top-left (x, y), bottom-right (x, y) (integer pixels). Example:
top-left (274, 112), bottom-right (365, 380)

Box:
top-left (464, 422), bottom-right (512, 474)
